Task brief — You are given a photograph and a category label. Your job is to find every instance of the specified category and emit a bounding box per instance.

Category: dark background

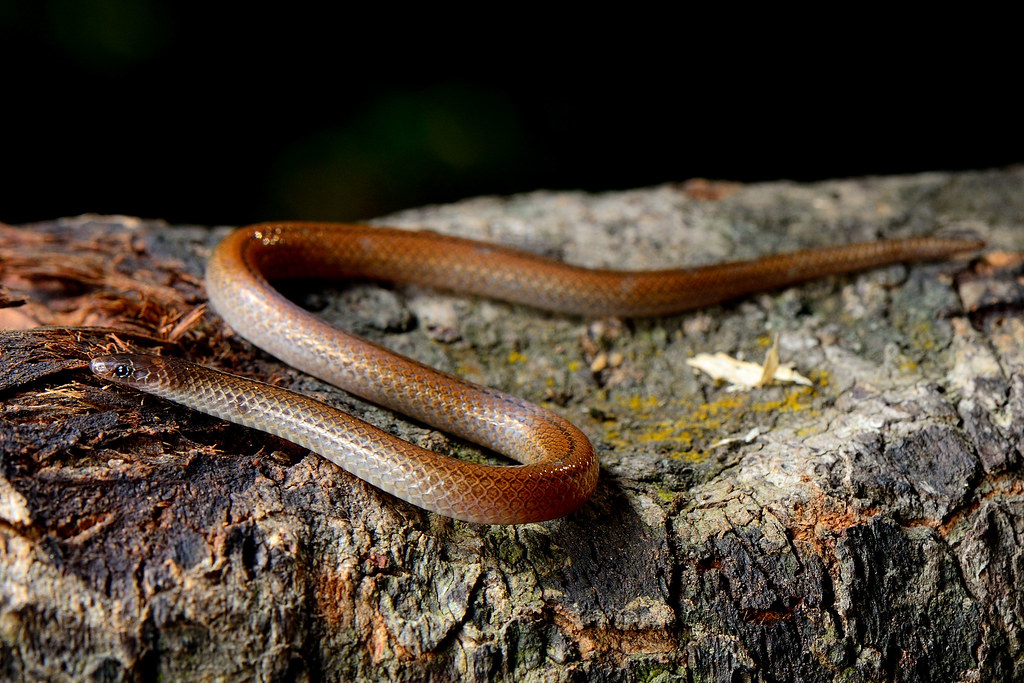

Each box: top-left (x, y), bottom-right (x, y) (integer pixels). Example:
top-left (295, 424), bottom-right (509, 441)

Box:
top-left (3, 3), bottom-right (1018, 226)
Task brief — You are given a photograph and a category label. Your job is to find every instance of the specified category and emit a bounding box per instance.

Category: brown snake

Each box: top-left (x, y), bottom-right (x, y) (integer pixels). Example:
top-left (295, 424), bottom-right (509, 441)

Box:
top-left (90, 223), bottom-right (982, 524)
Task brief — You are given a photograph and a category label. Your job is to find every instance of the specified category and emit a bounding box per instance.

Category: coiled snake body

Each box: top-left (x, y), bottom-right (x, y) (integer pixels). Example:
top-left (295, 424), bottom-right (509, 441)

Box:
top-left (91, 223), bottom-right (981, 524)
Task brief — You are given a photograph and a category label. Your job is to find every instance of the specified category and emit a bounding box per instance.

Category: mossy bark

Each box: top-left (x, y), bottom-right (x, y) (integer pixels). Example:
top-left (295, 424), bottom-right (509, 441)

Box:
top-left (1, 169), bottom-right (1022, 681)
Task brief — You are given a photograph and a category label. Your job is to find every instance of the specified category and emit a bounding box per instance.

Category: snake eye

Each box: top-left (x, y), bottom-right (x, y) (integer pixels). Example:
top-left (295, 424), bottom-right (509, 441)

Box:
top-left (114, 363), bottom-right (133, 379)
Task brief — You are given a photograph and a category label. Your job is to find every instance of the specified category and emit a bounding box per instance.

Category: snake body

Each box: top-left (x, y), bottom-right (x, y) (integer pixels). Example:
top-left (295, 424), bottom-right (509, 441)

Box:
top-left (90, 223), bottom-right (981, 523)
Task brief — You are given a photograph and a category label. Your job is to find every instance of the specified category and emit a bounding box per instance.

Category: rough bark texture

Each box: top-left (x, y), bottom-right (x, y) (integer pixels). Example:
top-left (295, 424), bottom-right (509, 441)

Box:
top-left (1, 169), bottom-right (1022, 682)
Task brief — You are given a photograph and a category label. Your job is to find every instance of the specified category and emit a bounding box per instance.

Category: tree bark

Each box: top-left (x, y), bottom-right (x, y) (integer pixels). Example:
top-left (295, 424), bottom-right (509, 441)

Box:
top-left (1, 169), bottom-right (1022, 682)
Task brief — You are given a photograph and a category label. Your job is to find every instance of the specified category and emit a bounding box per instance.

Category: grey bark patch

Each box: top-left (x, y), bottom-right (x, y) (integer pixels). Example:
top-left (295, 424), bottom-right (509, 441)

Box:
top-left (833, 424), bottom-right (979, 521)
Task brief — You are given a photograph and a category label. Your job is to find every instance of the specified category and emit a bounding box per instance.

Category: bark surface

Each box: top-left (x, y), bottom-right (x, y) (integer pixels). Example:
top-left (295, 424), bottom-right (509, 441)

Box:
top-left (1, 170), bottom-right (1022, 682)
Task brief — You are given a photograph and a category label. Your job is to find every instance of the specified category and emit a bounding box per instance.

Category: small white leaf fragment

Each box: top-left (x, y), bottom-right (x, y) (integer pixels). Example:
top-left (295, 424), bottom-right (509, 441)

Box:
top-left (687, 337), bottom-right (812, 390)
top-left (709, 427), bottom-right (763, 449)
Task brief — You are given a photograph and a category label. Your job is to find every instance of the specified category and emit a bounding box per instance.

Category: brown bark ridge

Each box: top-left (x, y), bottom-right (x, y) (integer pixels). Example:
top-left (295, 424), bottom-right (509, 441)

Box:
top-left (1, 169), bottom-right (1022, 682)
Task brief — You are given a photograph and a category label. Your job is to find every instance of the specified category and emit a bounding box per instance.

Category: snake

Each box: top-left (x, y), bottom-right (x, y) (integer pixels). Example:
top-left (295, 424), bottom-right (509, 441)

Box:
top-left (89, 222), bottom-right (982, 524)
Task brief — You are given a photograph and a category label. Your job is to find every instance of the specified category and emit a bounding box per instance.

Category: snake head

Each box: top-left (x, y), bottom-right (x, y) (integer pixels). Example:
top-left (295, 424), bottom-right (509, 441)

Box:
top-left (90, 354), bottom-right (155, 386)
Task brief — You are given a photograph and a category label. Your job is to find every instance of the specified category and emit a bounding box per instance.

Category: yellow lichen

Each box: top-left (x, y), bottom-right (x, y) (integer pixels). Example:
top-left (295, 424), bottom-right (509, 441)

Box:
top-left (599, 381), bottom-right (825, 461)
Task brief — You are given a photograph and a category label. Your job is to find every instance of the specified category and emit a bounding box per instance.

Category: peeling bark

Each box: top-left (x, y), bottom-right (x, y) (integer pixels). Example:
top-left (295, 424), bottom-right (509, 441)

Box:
top-left (1, 170), bottom-right (1022, 681)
